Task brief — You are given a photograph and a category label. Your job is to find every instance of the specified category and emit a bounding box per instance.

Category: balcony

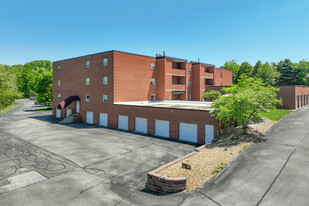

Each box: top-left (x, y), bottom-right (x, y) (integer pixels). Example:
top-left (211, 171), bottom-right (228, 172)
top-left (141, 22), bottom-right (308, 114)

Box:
top-left (204, 79), bottom-right (214, 86)
top-left (169, 84), bottom-right (186, 91)
top-left (205, 67), bottom-right (214, 73)
top-left (202, 72), bottom-right (214, 79)
top-left (167, 68), bottom-right (186, 76)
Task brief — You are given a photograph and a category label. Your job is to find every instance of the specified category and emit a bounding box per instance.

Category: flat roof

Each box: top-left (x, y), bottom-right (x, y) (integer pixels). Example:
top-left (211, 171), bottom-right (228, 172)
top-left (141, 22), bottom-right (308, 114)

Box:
top-left (156, 55), bottom-right (188, 63)
top-left (191, 61), bottom-right (215, 67)
top-left (53, 50), bottom-right (217, 67)
top-left (53, 50), bottom-right (155, 63)
top-left (114, 100), bottom-right (213, 111)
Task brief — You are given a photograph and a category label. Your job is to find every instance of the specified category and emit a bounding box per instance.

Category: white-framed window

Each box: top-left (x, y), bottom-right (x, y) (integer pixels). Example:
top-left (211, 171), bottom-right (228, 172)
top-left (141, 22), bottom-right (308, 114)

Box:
top-left (86, 60), bottom-right (90, 69)
top-left (86, 77), bottom-right (90, 86)
top-left (188, 80), bottom-right (191, 87)
top-left (103, 95), bottom-right (108, 103)
top-left (58, 65), bottom-right (61, 72)
top-left (188, 67), bottom-right (191, 73)
top-left (86, 94), bottom-right (90, 102)
top-left (103, 76), bottom-right (108, 85)
top-left (58, 94), bottom-right (61, 101)
top-left (188, 93), bottom-right (191, 100)
top-left (151, 78), bottom-right (155, 86)
top-left (151, 62), bottom-right (155, 70)
top-left (221, 72), bottom-right (223, 77)
top-left (58, 80), bottom-right (61, 86)
top-left (103, 58), bottom-right (108, 66)
top-left (150, 94), bottom-right (155, 101)
top-left (221, 82), bottom-right (223, 86)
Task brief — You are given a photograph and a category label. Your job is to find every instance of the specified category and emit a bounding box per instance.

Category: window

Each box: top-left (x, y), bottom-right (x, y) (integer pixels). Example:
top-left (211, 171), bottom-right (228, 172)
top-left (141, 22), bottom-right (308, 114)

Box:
top-left (86, 94), bottom-right (90, 102)
top-left (188, 93), bottom-right (191, 100)
top-left (86, 60), bottom-right (90, 69)
top-left (103, 76), bottom-right (108, 85)
top-left (86, 77), bottom-right (90, 86)
top-left (151, 78), bottom-right (155, 86)
top-left (58, 65), bottom-right (61, 72)
top-left (151, 62), bottom-right (155, 70)
top-left (103, 58), bottom-right (108, 66)
top-left (221, 72), bottom-right (223, 77)
top-left (188, 80), bottom-right (191, 87)
top-left (58, 80), bottom-right (61, 86)
top-left (103, 95), bottom-right (108, 103)
top-left (150, 94), bottom-right (155, 101)
top-left (188, 67), bottom-right (191, 73)
top-left (58, 94), bottom-right (61, 101)
top-left (220, 82), bottom-right (223, 86)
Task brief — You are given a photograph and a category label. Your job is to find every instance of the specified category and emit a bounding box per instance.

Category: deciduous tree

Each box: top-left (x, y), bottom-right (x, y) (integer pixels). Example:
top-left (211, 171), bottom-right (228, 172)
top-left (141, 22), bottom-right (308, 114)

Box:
top-left (202, 90), bottom-right (221, 101)
top-left (211, 74), bottom-right (282, 134)
top-left (0, 65), bottom-right (21, 109)
top-left (34, 70), bottom-right (53, 105)
top-left (256, 62), bottom-right (280, 85)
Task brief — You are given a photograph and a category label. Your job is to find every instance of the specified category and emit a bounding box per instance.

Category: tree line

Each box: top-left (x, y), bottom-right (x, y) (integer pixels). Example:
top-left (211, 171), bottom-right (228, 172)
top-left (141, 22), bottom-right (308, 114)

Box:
top-left (221, 59), bottom-right (309, 85)
top-left (0, 60), bottom-right (53, 109)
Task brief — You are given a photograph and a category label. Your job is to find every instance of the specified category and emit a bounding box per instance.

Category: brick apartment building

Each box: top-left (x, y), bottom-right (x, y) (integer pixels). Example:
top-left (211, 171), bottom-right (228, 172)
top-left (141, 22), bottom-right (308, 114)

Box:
top-left (53, 50), bottom-right (232, 144)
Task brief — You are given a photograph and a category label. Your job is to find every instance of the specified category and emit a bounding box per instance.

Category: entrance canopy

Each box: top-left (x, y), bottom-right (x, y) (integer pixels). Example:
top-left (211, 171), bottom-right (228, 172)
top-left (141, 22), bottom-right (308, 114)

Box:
top-left (57, 96), bottom-right (80, 110)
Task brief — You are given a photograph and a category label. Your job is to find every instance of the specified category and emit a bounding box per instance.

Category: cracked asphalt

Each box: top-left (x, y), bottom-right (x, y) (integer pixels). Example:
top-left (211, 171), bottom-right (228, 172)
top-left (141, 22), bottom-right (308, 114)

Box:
top-left (0, 100), bottom-right (309, 205)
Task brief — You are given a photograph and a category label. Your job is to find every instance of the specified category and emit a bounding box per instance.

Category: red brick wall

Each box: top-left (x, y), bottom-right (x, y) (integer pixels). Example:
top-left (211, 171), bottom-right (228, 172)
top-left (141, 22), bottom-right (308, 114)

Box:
top-left (214, 68), bottom-right (233, 86)
top-left (113, 51), bottom-right (156, 102)
top-left (105, 105), bottom-right (218, 144)
top-left (191, 64), bottom-right (202, 101)
top-left (53, 51), bottom-right (114, 117)
top-left (274, 86), bottom-right (296, 109)
top-left (155, 58), bottom-right (166, 100)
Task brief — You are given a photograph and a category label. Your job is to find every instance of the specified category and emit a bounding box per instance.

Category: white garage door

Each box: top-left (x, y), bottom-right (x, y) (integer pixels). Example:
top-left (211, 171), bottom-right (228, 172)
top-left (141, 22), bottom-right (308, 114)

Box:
top-left (56, 109), bottom-right (61, 118)
top-left (155, 120), bottom-right (169, 138)
top-left (66, 109), bottom-right (72, 117)
top-left (135, 117), bottom-right (147, 134)
top-left (205, 125), bottom-right (214, 144)
top-left (118, 115), bottom-right (128, 130)
top-left (86, 111), bottom-right (93, 124)
top-left (179, 123), bottom-right (197, 143)
top-left (99, 113), bottom-right (108, 126)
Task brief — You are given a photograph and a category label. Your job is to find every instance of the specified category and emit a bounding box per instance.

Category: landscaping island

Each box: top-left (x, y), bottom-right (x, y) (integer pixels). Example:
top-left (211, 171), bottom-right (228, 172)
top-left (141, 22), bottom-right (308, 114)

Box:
top-left (147, 112), bottom-right (291, 193)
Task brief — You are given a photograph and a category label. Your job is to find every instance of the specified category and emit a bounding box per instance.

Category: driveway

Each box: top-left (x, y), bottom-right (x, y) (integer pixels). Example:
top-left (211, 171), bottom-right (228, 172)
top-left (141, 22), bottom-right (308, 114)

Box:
top-left (0, 100), bottom-right (309, 205)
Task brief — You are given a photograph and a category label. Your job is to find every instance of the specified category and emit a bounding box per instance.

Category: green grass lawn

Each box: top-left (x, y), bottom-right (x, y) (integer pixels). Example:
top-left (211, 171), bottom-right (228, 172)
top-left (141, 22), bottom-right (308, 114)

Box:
top-left (0, 104), bottom-right (18, 114)
top-left (35, 108), bottom-right (52, 112)
top-left (261, 109), bottom-right (293, 121)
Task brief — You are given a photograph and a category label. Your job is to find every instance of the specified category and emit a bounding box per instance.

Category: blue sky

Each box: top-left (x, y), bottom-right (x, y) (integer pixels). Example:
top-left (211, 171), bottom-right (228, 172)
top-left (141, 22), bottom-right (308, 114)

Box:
top-left (0, 0), bottom-right (308, 67)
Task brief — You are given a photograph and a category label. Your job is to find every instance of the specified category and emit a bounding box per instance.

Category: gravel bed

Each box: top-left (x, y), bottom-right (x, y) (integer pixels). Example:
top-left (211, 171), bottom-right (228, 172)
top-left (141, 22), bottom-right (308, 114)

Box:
top-left (158, 118), bottom-right (274, 192)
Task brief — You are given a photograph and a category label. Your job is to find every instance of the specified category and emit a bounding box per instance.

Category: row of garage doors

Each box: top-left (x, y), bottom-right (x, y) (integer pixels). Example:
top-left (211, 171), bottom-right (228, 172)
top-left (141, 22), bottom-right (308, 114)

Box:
top-left (84, 112), bottom-right (214, 144)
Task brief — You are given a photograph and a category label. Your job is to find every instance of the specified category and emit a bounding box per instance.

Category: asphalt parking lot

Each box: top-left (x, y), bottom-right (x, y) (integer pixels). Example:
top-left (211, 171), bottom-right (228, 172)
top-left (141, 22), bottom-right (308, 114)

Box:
top-left (1, 100), bottom-right (309, 206)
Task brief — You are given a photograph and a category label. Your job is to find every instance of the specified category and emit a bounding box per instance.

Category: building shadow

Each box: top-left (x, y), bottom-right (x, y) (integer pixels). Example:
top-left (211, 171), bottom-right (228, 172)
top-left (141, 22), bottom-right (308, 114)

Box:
top-left (28, 114), bottom-right (201, 146)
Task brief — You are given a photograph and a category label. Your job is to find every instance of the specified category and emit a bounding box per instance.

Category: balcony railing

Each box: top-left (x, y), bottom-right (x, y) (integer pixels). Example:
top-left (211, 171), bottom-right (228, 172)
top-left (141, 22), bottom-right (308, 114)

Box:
top-left (168, 84), bottom-right (186, 90)
top-left (202, 72), bottom-right (214, 79)
top-left (167, 68), bottom-right (186, 76)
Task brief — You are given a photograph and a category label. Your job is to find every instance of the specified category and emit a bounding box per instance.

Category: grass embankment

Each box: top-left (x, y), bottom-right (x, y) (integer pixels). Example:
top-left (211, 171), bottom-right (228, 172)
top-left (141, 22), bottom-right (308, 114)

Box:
top-left (0, 104), bottom-right (18, 114)
top-left (35, 108), bottom-right (52, 112)
top-left (261, 109), bottom-right (293, 122)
